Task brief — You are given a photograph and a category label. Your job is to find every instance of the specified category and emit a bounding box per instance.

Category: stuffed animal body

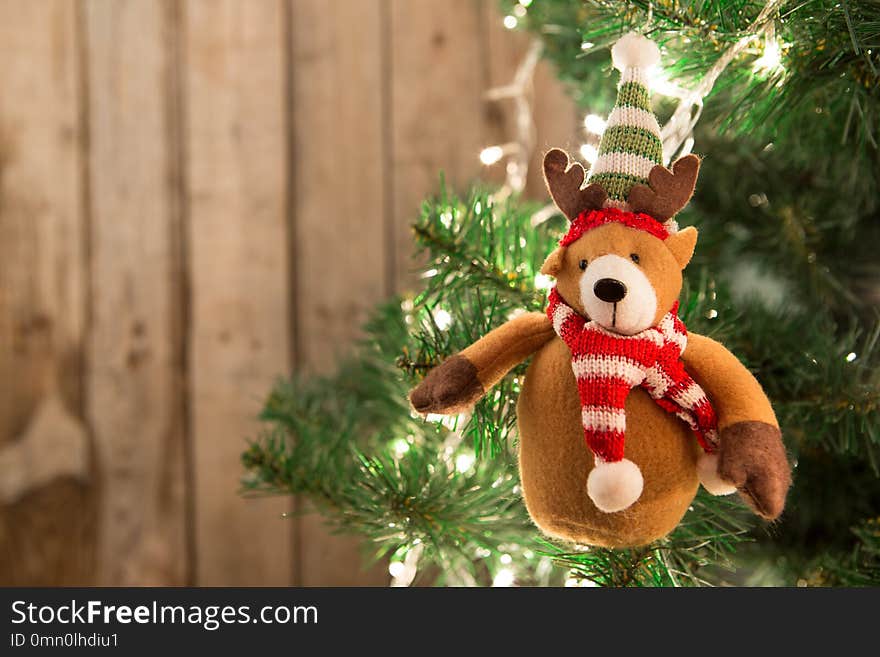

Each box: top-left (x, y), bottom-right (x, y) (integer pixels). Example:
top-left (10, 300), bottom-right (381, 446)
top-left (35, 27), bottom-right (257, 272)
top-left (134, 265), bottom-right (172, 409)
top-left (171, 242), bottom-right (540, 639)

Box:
top-left (409, 33), bottom-right (791, 548)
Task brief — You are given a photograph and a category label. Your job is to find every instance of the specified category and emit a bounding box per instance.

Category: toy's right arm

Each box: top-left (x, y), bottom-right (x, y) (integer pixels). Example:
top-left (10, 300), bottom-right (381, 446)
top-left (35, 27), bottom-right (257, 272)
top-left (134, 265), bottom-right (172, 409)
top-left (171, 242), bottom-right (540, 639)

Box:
top-left (409, 312), bottom-right (555, 415)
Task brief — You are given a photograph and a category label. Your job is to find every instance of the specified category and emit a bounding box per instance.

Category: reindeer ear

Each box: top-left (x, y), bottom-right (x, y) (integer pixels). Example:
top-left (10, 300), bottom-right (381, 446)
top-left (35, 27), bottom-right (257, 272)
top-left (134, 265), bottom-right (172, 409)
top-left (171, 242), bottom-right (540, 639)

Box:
top-left (540, 247), bottom-right (565, 276)
top-left (665, 226), bottom-right (698, 269)
top-left (628, 155), bottom-right (701, 221)
top-left (543, 149), bottom-right (607, 221)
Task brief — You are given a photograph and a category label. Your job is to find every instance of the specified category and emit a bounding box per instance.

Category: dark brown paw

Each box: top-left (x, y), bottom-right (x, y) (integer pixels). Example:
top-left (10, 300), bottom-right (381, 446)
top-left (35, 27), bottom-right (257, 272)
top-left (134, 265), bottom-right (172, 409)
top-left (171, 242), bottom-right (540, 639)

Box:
top-left (409, 354), bottom-right (484, 414)
top-left (717, 421), bottom-right (792, 520)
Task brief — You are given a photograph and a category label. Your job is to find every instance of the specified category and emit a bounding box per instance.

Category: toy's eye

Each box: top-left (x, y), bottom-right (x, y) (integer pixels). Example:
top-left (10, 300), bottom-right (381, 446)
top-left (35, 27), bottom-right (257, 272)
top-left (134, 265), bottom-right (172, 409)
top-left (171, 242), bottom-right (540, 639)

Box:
top-left (630, 253), bottom-right (640, 264)
top-left (579, 259), bottom-right (588, 271)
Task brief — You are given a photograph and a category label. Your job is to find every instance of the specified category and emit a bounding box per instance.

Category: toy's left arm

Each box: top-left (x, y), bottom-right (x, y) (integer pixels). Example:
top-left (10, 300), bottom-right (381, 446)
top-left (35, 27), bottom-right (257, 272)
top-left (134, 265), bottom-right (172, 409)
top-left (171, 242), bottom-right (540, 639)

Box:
top-left (682, 333), bottom-right (792, 519)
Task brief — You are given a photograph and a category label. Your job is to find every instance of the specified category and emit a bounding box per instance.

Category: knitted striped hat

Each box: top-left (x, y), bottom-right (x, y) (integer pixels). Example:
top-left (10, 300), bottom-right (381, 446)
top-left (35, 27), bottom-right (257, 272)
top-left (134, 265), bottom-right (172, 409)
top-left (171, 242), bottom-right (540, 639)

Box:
top-left (588, 33), bottom-right (664, 211)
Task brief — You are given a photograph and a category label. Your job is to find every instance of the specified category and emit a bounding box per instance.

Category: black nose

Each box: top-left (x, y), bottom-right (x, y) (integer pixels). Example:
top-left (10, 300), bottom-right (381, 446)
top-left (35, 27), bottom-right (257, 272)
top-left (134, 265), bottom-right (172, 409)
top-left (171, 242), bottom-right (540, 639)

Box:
top-left (594, 278), bottom-right (627, 303)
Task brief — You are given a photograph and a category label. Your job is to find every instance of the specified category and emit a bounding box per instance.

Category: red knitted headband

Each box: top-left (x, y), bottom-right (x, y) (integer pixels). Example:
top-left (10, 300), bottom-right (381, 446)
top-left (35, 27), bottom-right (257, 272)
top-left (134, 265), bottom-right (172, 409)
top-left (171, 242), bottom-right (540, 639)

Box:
top-left (560, 207), bottom-right (669, 247)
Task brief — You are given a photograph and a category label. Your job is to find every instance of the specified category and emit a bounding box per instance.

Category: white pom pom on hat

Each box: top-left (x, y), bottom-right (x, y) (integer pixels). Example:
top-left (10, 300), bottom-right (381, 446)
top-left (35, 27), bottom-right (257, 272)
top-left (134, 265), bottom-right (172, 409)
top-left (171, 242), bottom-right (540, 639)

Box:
top-left (611, 32), bottom-right (661, 72)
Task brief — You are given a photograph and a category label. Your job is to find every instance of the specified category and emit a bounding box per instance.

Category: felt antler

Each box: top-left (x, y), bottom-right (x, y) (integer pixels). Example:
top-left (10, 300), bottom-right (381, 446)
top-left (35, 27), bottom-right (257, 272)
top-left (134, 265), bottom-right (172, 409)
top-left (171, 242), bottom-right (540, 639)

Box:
top-left (543, 148), bottom-right (607, 222)
top-left (627, 154), bottom-right (701, 222)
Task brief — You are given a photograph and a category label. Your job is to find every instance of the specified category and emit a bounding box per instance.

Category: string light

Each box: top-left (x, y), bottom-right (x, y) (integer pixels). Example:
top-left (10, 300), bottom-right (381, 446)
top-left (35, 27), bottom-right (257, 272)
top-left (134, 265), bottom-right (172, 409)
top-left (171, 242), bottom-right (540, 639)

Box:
top-left (481, 39), bottom-right (542, 200)
top-left (580, 144), bottom-right (598, 164)
top-left (583, 113), bottom-right (606, 135)
top-left (846, 352), bottom-right (858, 362)
top-left (680, 136), bottom-right (695, 157)
top-left (513, 4), bottom-right (527, 18)
top-left (503, 15), bottom-right (517, 30)
top-left (661, 0), bottom-right (783, 160)
top-left (519, 0), bottom-right (533, 7)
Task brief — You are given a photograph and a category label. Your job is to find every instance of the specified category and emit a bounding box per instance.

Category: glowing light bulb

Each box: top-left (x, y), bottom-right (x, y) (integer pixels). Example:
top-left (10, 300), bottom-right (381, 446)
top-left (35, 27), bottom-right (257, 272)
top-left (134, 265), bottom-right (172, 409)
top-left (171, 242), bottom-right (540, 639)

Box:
top-left (513, 4), bottom-right (527, 18)
top-left (846, 352), bottom-right (857, 362)
top-left (392, 438), bottom-right (410, 458)
top-left (583, 114), bottom-right (606, 135)
top-left (455, 452), bottom-right (475, 473)
top-left (433, 308), bottom-right (452, 331)
top-left (493, 568), bottom-right (515, 587)
top-left (754, 37), bottom-right (783, 72)
top-left (480, 145), bottom-right (504, 165)
top-left (503, 15), bottom-right (517, 30)
top-left (580, 144), bottom-right (598, 164)
top-left (519, 0), bottom-right (533, 7)
top-left (500, 553), bottom-right (512, 565)
top-left (534, 273), bottom-right (553, 290)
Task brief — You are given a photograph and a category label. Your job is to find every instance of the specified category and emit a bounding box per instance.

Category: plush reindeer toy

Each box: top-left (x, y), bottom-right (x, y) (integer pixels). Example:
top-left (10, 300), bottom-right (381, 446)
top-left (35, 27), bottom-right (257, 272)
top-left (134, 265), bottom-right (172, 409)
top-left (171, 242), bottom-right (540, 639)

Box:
top-left (409, 33), bottom-right (791, 548)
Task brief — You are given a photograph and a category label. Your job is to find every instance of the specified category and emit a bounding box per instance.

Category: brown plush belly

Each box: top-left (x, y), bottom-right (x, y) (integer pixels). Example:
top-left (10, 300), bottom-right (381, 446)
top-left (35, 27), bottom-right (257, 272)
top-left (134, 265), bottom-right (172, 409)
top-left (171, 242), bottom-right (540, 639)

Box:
top-left (517, 337), bottom-right (700, 548)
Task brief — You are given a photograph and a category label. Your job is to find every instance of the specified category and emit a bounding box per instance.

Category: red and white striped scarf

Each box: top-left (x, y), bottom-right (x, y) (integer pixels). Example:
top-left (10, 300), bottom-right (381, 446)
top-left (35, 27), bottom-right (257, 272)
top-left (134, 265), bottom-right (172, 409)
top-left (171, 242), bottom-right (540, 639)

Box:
top-left (546, 287), bottom-right (718, 464)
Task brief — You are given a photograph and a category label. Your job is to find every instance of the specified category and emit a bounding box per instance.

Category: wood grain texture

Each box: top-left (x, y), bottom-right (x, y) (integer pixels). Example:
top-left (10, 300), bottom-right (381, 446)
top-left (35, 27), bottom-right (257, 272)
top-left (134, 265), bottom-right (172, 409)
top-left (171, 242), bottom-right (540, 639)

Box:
top-left (84, 0), bottom-right (187, 586)
top-left (289, 0), bottom-right (389, 586)
top-left (388, 0), bottom-right (492, 290)
top-left (0, 0), bottom-right (580, 586)
top-left (185, 0), bottom-right (293, 585)
top-left (0, 0), bottom-right (93, 585)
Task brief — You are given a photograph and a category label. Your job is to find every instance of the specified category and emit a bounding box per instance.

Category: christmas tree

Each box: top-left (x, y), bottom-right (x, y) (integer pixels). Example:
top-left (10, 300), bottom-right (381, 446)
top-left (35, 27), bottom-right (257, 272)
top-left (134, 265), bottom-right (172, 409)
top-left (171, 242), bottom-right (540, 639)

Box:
top-left (242, 0), bottom-right (880, 586)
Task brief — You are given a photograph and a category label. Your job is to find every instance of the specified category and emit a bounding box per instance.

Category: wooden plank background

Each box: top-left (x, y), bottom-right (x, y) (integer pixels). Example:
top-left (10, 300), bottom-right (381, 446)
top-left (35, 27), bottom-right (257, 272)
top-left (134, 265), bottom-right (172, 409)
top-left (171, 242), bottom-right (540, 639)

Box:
top-left (0, 0), bottom-right (576, 586)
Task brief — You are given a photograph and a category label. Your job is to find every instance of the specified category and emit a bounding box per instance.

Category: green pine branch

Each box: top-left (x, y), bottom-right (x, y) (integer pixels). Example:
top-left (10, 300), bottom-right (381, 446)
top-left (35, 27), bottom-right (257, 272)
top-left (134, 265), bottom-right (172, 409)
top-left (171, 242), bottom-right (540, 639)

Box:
top-left (241, 182), bottom-right (880, 586)
top-left (241, 1), bottom-right (880, 585)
